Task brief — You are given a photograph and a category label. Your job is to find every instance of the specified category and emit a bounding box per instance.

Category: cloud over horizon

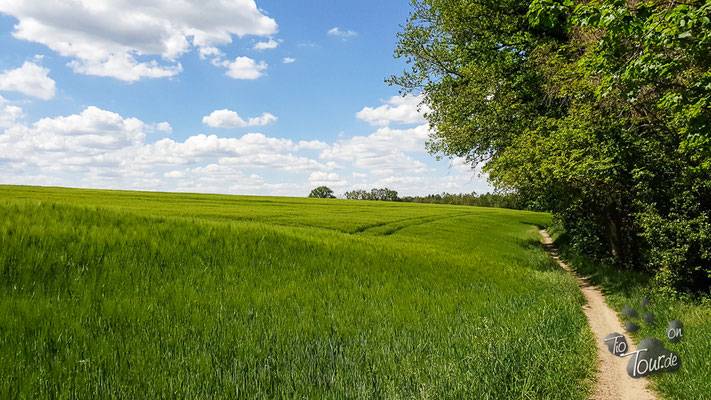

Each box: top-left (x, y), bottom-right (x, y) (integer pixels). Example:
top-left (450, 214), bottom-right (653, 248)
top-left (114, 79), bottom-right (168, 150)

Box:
top-left (0, 102), bottom-right (486, 196)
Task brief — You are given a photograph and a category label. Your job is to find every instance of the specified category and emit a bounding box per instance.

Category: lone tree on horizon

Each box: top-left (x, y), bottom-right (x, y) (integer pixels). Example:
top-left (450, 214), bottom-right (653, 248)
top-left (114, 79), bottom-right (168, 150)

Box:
top-left (308, 186), bottom-right (336, 199)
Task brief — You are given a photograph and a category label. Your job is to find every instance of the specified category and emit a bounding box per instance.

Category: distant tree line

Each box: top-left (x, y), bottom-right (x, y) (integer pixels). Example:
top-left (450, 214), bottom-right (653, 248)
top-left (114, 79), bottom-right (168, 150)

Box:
top-left (309, 186), bottom-right (525, 210)
top-left (344, 188), bottom-right (399, 202)
top-left (399, 192), bottom-right (524, 209)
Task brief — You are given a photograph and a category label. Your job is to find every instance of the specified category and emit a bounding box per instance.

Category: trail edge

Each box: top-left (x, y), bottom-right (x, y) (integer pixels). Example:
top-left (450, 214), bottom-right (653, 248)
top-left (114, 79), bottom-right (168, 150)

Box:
top-left (539, 229), bottom-right (657, 400)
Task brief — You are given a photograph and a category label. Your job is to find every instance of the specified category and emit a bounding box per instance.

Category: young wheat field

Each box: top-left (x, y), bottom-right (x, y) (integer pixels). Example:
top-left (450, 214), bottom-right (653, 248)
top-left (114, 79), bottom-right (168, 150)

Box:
top-left (0, 185), bottom-right (596, 399)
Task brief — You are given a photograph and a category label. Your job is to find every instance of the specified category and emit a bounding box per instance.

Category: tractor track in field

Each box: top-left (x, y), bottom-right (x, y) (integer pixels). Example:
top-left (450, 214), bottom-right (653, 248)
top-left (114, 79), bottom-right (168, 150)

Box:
top-left (353, 212), bottom-right (472, 236)
top-left (539, 229), bottom-right (656, 400)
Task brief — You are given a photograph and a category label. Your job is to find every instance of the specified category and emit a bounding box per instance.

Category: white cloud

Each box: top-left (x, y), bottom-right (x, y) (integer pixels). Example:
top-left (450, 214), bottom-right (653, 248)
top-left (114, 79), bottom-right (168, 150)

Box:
top-left (320, 124), bottom-right (431, 177)
top-left (199, 45), bottom-right (224, 59)
top-left (0, 0), bottom-right (277, 81)
top-left (203, 109), bottom-right (277, 128)
top-left (0, 106), bottom-right (331, 189)
top-left (322, 124), bottom-right (430, 159)
top-left (146, 121), bottom-right (173, 134)
top-left (139, 132), bottom-right (332, 173)
top-left (155, 122), bottom-right (172, 133)
top-left (282, 57), bottom-right (296, 64)
top-left (203, 109), bottom-right (243, 128)
top-left (164, 170), bottom-right (185, 179)
top-left (168, 165), bottom-right (315, 196)
top-left (247, 112), bottom-right (278, 126)
top-left (0, 96), bottom-right (23, 128)
top-left (220, 153), bottom-right (329, 172)
top-left (0, 103), bottom-right (492, 196)
top-left (67, 54), bottom-right (182, 82)
top-left (356, 94), bottom-right (429, 126)
top-left (253, 38), bottom-right (279, 50)
top-left (0, 106), bottom-right (150, 191)
top-left (214, 56), bottom-right (267, 80)
top-left (296, 139), bottom-right (328, 151)
top-left (309, 171), bottom-right (347, 187)
top-left (23, 106), bottom-right (146, 154)
top-left (0, 62), bottom-right (56, 100)
top-left (174, 164), bottom-right (266, 193)
top-left (327, 27), bottom-right (357, 38)
top-left (142, 132), bottom-right (297, 165)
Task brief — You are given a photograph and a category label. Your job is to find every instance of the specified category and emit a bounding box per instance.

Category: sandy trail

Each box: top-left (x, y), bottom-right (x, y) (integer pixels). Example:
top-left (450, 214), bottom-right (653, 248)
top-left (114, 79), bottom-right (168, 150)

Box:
top-left (539, 229), bottom-right (656, 400)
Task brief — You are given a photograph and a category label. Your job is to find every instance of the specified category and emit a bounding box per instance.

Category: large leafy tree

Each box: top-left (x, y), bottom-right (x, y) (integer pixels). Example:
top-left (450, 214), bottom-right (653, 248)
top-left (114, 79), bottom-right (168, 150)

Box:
top-left (390, 0), bottom-right (710, 294)
top-left (308, 186), bottom-right (336, 199)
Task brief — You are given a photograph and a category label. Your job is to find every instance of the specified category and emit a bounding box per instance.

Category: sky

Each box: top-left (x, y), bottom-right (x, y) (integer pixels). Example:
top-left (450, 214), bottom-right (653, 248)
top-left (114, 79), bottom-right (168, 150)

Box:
top-left (0, 0), bottom-right (492, 197)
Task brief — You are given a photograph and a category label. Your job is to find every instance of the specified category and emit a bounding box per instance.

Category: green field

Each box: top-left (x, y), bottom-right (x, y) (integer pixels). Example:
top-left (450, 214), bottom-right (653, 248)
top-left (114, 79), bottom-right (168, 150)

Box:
top-left (0, 185), bottom-right (597, 399)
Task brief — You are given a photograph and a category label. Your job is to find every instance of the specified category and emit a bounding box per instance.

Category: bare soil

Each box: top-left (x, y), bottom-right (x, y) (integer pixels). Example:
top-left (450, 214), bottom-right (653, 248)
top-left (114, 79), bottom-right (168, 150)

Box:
top-left (539, 229), bottom-right (657, 400)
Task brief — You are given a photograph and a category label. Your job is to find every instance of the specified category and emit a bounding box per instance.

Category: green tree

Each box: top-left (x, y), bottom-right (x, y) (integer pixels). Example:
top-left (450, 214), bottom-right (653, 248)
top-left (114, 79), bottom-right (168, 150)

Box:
top-left (370, 188), bottom-right (399, 201)
top-left (344, 189), bottom-right (371, 200)
top-left (391, 0), bottom-right (711, 294)
top-left (308, 186), bottom-right (336, 199)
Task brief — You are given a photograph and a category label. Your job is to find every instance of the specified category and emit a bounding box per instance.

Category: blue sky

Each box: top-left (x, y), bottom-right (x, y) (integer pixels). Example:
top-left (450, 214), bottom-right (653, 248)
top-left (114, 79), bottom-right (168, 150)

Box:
top-left (0, 0), bottom-right (491, 197)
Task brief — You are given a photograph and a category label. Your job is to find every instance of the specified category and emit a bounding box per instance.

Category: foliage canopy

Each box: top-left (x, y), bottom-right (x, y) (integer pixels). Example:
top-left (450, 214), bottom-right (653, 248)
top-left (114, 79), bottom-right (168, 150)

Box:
top-left (390, 0), bottom-right (711, 294)
top-left (308, 186), bottom-right (336, 199)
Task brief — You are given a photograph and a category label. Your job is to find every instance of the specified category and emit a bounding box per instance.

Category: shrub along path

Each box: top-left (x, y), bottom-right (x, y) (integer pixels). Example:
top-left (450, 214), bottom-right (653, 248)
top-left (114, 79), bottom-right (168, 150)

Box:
top-left (540, 230), bottom-right (656, 400)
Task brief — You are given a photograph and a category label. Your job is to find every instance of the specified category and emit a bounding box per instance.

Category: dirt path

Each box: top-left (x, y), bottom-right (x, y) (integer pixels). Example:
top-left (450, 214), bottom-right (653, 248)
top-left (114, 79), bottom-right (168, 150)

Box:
top-left (539, 229), bottom-right (657, 400)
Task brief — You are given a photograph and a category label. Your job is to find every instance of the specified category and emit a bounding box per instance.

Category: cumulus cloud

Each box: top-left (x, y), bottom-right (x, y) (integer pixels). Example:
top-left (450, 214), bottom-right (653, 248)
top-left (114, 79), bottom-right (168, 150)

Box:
top-left (33, 106), bottom-right (145, 150)
top-left (356, 94), bottom-right (429, 126)
top-left (0, 0), bottom-right (277, 81)
top-left (220, 153), bottom-right (329, 172)
top-left (171, 164), bottom-right (266, 193)
top-left (0, 102), bottom-right (491, 196)
top-left (203, 109), bottom-right (277, 128)
top-left (0, 106), bottom-right (332, 189)
top-left (213, 56), bottom-right (267, 79)
top-left (327, 27), bottom-right (357, 38)
top-left (247, 112), bottom-right (278, 126)
top-left (67, 54), bottom-right (181, 82)
top-left (0, 96), bottom-right (23, 128)
top-left (321, 124), bottom-right (430, 159)
top-left (137, 133), bottom-right (333, 173)
top-left (309, 171), bottom-right (347, 187)
top-left (164, 170), bottom-right (185, 179)
top-left (296, 139), bottom-right (329, 151)
top-left (141, 132), bottom-right (297, 165)
top-left (253, 38), bottom-right (279, 50)
top-left (0, 62), bottom-right (56, 100)
top-left (282, 57), bottom-right (296, 64)
top-left (155, 122), bottom-right (172, 133)
top-left (320, 124), bottom-right (431, 177)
